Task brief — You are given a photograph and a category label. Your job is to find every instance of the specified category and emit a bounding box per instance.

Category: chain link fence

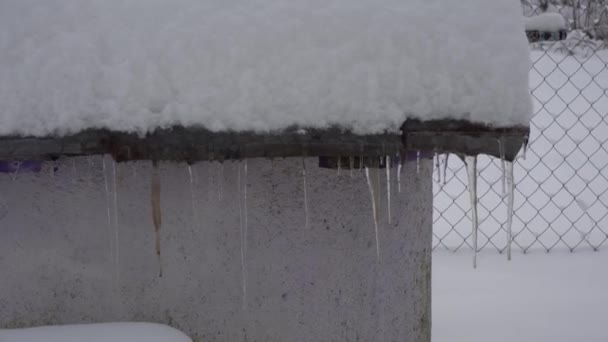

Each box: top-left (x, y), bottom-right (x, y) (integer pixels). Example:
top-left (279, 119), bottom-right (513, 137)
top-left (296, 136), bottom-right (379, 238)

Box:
top-left (432, 3), bottom-right (608, 253)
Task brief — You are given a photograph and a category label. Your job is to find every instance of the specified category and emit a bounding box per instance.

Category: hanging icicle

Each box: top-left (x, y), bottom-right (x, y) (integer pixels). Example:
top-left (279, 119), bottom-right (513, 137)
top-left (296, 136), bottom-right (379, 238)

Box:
top-left (337, 157), bottom-right (342, 176)
top-left (187, 164), bottom-right (198, 234)
top-left (465, 155), bottom-right (479, 269)
top-left (498, 138), bottom-right (506, 197)
top-left (71, 159), bottom-right (77, 184)
top-left (302, 158), bottom-right (310, 229)
top-left (102, 156), bottom-right (112, 245)
top-left (50, 159), bottom-right (57, 178)
top-left (112, 160), bottom-right (120, 286)
top-left (11, 161), bottom-right (21, 181)
top-left (442, 154), bottom-right (449, 186)
top-left (151, 161), bottom-right (163, 277)
top-left (101, 156), bottom-right (116, 291)
top-left (365, 167), bottom-right (381, 262)
top-left (244, 161), bottom-right (249, 241)
top-left (506, 161), bottom-right (515, 261)
top-left (416, 151), bottom-right (421, 174)
top-left (349, 156), bottom-right (355, 179)
top-left (218, 163), bottom-right (224, 201)
top-left (435, 153), bottom-right (441, 183)
top-left (238, 161), bottom-right (248, 310)
top-left (385, 156), bottom-right (392, 225)
top-left (397, 159), bottom-right (402, 193)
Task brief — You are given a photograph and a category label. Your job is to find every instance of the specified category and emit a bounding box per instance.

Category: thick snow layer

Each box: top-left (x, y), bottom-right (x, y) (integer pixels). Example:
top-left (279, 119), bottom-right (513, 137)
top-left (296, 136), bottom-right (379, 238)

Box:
top-left (525, 13), bottom-right (567, 31)
top-left (0, 323), bottom-right (192, 342)
top-left (0, 0), bottom-right (531, 137)
top-left (433, 251), bottom-right (608, 342)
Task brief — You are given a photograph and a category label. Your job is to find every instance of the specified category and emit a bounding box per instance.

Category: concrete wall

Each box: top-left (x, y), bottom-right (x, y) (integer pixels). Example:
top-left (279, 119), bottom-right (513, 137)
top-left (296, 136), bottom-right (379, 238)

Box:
top-left (0, 156), bottom-right (432, 342)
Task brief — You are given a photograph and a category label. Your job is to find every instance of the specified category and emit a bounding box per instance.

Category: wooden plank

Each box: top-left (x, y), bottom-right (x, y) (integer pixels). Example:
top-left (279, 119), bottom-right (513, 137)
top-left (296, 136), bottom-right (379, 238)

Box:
top-left (0, 120), bottom-right (529, 162)
top-left (401, 119), bottom-right (529, 161)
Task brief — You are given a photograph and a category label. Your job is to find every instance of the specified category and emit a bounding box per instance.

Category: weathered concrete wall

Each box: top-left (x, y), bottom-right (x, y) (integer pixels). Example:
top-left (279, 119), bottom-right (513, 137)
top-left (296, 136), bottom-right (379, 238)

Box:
top-left (0, 156), bottom-right (432, 342)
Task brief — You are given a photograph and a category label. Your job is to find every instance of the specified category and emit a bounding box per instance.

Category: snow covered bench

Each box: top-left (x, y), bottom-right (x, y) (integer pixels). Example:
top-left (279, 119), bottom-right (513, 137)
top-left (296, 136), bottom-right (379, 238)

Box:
top-left (525, 13), bottom-right (568, 43)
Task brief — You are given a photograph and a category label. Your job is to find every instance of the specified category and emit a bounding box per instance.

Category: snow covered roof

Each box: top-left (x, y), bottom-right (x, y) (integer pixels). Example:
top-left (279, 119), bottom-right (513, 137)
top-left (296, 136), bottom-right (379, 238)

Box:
top-left (0, 0), bottom-right (531, 138)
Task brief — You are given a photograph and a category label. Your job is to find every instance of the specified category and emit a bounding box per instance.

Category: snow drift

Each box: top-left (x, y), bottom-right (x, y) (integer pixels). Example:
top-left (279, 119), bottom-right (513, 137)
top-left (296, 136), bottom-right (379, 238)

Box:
top-left (0, 0), bottom-right (531, 137)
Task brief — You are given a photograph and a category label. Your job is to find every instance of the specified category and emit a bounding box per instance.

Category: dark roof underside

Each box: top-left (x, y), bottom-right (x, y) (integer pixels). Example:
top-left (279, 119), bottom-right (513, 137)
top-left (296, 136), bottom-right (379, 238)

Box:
top-left (0, 120), bottom-right (528, 163)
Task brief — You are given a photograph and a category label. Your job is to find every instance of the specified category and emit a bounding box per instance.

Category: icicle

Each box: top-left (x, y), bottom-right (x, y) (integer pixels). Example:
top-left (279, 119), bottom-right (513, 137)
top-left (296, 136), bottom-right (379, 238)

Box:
top-left (244, 161), bottom-right (248, 235)
top-left (349, 156), bottom-right (355, 179)
top-left (385, 156), bottom-right (391, 225)
top-left (50, 160), bottom-right (57, 178)
top-left (112, 160), bottom-right (120, 285)
top-left (416, 151), bottom-right (421, 174)
top-left (397, 160), bottom-right (402, 193)
top-left (102, 156), bottom-right (115, 290)
top-left (442, 154), bottom-right (449, 186)
top-left (218, 163), bottom-right (224, 201)
top-left (151, 162), bottom-right (163, 277)
top-left (243, 160), bottom-right (249, 308)
top-left (71, 159), bottom-right (77, 184)
top-left (465, 156), bottom-right (479, 268)
top-left (365, 167), bottom-right (381, 262)
top-left (302, 158), bottom-right (310, 229)
top-left (337, 157), bottom-right (342, 176)
top-left (207, 163), bottom-right (213, 202)
top-left (11, 161), bottom-right (21, 181)
top-left (435, 153), bottom-right (441, 183)
top-left (238, 161), bottom-right (248, 310)
top-left (506, 161), bottom-right (515, 261)
top-left (498, 139), bottom-right (506, 197)
top-left (188, 164), bottom-right (197, 229)
top-left (102, 157), bottom-right (112, 239)
top-left (359, 156), bottom-right (364, 170)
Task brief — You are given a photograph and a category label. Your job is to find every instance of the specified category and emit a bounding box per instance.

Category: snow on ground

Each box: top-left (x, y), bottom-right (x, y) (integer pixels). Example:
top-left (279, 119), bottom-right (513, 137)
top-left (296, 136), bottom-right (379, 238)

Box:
top-left (524, 13), bottom-right (566, 31)
top-left (433, 48), bottom-right (608, 340)
top-left (0, 322), bottom-right (191, 342)
top-left (433, 250), bottom-right (608, 342)
top-left (0, 0), bottom-right (530, 137)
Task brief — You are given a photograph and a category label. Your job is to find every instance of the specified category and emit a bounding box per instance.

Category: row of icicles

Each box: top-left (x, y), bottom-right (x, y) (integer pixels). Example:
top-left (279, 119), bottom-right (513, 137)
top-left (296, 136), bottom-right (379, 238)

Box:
top-left (0, 147), bottom-right (520, 315)
top-left (327, 148), bottom-right (520, 269)
top-left (93, 148), bottom-right (519, 308)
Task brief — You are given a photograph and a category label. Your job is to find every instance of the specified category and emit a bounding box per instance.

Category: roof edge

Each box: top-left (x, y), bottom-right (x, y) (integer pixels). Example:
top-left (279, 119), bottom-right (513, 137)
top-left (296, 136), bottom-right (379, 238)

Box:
top-left (0, 120), bottom-right (529, 163)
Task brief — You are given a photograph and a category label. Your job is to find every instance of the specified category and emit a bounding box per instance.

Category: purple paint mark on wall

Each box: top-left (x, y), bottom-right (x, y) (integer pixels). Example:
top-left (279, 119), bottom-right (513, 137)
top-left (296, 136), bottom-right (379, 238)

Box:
top-left (405, 151), bottom-right (433, 161)
top-left (0, 161), bottom-right (42, 173)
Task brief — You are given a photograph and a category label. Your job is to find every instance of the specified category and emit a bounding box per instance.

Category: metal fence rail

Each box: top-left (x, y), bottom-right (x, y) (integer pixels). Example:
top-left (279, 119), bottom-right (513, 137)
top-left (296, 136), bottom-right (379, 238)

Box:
top-left (432, 5), bottom-right (608, 253)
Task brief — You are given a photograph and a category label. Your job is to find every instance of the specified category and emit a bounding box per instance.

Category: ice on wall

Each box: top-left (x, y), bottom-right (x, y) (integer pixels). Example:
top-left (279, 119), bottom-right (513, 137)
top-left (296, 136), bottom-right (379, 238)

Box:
top-left (0, 0), bottom-right (531, 137)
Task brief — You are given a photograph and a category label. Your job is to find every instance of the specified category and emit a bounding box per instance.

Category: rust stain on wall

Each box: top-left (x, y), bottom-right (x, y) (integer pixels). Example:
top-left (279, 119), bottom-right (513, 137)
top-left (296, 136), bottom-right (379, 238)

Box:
top-left (151, 161), bottom-right (163, 277)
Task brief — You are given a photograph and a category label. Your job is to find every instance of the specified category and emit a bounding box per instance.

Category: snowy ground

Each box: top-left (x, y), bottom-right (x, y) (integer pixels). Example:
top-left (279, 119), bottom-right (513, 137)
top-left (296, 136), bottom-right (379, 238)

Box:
top-left (433, 48), bottom-right (608, 341)
top-left (433, 250), bottom-right (608, 342)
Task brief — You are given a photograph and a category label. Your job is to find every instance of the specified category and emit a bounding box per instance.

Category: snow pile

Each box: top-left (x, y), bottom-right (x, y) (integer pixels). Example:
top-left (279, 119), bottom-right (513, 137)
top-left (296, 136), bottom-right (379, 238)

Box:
top-left (0, 323), bottom-right (192, 342)
top-left (433, 251), bottom-right (608, 342)
top-left (0, 0), bottom-right (531, 137)
top-left (525, 13), bottom-right (567, 31)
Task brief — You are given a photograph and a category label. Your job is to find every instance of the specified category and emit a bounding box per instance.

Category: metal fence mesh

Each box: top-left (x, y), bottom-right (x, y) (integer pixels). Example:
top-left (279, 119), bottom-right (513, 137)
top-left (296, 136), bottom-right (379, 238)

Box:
top-left (432, 4), bottom-right (608, 253)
